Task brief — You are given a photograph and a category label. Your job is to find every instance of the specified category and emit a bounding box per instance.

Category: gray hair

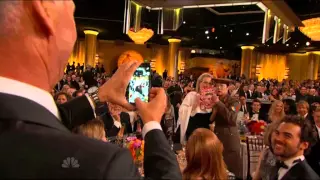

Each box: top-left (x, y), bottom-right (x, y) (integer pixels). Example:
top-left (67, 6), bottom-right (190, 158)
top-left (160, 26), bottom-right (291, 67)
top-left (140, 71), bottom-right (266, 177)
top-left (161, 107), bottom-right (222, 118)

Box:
top-left (195, 73), bottom-right (213, 92)
top-left (0, 1), bottom-right (23, 36)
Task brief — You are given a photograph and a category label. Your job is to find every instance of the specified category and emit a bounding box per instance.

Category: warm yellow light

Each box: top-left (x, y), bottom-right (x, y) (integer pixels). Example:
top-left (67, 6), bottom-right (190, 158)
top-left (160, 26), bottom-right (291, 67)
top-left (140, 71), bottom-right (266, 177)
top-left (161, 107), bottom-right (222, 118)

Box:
top-left (267, 9), bottom-right (271, 17)
top-left (168, 38), bottom-right (181, 43)
top-left (241, 46), bottom-right (255, 50)
top-left (299, 18), bottom-right (320, 41)
top-left (127, 28), bottom-right (154, 44)
top-left (84, 30), bottom-right (99, 36)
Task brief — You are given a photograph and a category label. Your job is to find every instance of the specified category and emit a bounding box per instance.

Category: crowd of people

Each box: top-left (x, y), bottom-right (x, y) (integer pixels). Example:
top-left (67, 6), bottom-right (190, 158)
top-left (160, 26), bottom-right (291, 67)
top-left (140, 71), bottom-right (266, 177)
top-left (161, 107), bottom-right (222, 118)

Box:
top-left (1, 1), bottom-right (319, 180)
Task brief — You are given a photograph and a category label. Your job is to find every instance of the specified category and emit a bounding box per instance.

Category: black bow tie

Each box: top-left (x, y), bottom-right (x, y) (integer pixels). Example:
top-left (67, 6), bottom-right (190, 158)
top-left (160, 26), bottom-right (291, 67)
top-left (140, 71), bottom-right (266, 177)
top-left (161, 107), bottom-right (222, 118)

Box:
top-left (276, 159), bottom-right (302, 170)
top-left (276, 161), bottom-right (288, 169)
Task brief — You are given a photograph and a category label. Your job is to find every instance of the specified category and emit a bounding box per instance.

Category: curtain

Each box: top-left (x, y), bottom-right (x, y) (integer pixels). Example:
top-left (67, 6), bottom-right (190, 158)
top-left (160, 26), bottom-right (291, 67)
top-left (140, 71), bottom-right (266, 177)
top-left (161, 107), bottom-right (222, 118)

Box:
top-left (257, 53), bottom-right (286, 81)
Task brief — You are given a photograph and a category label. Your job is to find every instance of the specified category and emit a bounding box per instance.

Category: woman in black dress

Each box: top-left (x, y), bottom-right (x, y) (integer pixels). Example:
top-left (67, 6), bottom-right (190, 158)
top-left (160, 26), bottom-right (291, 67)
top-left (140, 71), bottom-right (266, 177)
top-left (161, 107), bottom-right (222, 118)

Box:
top-left (177, 73), bottom-right (214, 143)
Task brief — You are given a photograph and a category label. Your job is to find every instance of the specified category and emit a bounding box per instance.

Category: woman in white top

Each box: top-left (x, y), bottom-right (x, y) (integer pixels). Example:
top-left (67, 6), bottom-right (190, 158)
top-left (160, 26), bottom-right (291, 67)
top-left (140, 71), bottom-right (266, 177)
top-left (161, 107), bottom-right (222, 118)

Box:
top-left (176, 73), bottom-right (214, 143)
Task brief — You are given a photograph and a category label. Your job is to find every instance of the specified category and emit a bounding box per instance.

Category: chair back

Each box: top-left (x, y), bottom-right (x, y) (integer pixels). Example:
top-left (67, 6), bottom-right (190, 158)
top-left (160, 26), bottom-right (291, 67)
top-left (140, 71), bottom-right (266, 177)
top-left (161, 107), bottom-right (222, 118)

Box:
top-left (246, 135), bottom-right (266, 179)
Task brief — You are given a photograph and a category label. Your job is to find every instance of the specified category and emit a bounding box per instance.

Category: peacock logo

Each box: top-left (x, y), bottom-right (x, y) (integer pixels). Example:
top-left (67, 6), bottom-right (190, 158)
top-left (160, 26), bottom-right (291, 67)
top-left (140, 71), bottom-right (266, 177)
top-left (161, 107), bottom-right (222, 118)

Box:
top-left (61, 157), bottom-right (80, 168)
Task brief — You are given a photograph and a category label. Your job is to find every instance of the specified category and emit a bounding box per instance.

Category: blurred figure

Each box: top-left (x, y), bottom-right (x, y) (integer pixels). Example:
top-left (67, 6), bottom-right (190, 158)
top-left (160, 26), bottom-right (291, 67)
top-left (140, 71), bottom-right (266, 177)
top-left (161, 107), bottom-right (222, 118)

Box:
top-left (73, 119), bottom-right (107, 142)
top-left (267, 100), bottom-right (285, 123)
top-left (183, 128), bottom-right (229, 180)
top-left (296, 100), bottom-right (310, 119)
top-left (283, 99), bottom-right (297, 115)
top-left (54, 92), bottom-right (71, 105)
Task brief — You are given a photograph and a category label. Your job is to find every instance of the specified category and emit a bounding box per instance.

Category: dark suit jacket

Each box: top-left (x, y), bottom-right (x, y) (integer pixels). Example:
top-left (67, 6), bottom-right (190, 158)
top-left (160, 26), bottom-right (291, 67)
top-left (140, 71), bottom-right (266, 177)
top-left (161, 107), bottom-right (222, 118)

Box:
top-left (249, 111), bottom-right (267, 122)
top-left (0, 93), bottom-right (181, 179)
top-left (279, 160), bottom-right (319, 180)
top-left (306, 127), bottom-right (320, 176)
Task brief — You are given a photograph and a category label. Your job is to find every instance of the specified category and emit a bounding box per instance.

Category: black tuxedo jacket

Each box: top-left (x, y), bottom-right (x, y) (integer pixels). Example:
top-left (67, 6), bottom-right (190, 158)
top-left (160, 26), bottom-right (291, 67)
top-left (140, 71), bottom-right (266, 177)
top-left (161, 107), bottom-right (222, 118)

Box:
top-left (278, 160), bottom-right (319, 180)
top-left (0, 93), bottom-right (181, 179)
top-left (306, 126), bottom-right (320, 176)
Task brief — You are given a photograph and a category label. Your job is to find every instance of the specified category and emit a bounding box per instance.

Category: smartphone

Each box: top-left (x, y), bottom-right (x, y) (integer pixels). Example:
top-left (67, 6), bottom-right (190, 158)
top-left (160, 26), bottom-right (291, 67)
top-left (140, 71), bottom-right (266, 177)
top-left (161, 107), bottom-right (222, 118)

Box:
top-left (127, 63), bottom-right (151, 104)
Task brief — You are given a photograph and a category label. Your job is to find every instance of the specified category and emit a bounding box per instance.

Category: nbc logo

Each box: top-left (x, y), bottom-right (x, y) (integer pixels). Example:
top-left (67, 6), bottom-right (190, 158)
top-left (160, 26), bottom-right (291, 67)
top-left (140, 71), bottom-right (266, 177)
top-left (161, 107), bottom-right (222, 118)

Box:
top-left (61, 157), bottom-right (80, 168)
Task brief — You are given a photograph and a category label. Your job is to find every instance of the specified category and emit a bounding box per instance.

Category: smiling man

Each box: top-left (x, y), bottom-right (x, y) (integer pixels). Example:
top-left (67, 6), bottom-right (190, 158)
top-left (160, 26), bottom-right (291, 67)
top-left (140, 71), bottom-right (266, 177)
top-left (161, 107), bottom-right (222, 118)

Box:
top-left (271, 116), bottom-right (319, 180)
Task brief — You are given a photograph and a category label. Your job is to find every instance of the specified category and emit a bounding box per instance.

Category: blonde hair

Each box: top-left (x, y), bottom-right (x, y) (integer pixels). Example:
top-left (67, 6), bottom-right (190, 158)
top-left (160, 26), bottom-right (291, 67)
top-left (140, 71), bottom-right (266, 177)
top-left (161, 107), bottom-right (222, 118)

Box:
top-left (296, 100), bottom-right (309, 110)
top-left (74, 119), bottom-right (106, 141)
top-left (195, 73), bottom-right (213, 92)
top-left (268, 100), bottom-right (285, 122)
top-left (183, 128), bottom-right (227, 180)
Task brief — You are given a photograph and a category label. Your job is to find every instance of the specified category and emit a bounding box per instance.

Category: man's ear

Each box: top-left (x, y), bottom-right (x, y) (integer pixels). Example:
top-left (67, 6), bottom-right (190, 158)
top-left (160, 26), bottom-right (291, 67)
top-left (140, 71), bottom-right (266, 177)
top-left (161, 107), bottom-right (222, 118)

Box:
top-left (31, 0), bottom-right (55, 36)
top-left (300, 141), bottom-right (309, 151)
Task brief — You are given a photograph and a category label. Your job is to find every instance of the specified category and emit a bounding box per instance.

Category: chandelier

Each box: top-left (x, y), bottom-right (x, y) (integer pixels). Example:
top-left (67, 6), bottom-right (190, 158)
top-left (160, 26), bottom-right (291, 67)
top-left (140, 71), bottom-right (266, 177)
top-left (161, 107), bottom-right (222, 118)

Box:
top-left (127, 28), bottom-right (154, 45)
top-left (299, 18), bottom-right (320, 41)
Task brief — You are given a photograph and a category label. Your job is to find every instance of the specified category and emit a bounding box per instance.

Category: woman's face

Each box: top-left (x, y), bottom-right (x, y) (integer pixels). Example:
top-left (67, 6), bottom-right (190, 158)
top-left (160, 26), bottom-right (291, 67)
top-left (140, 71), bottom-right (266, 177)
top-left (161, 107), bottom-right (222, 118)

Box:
top-left (272, 89), bottom-right (278, 96)
top-left (199, 77), bottom-right (212, 90)
top-left (283, 102), bottom-right (289, 113)
top-left (275, 103), bottom-right (283, 113)
top-left (57, 94), bottom-right (68, 104)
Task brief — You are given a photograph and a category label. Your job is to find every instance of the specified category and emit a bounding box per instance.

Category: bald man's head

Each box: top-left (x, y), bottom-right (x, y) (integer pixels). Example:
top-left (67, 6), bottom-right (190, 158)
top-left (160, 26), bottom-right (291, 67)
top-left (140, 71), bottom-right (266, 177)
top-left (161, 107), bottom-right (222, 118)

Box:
top-left (0, 1), bottom-right (77, 91)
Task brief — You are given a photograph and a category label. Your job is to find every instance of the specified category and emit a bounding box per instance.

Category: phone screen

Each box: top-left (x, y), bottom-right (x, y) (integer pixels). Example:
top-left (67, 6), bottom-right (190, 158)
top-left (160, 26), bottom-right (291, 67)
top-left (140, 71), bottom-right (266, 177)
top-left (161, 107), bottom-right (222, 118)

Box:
top-left (128, 63), bottom-right (151, 104)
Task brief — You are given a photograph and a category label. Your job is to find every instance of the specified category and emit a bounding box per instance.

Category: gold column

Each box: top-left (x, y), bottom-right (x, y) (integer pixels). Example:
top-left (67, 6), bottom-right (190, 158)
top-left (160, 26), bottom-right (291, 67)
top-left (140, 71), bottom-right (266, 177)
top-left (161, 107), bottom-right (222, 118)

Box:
top-left (240, 46), bottom-right (255, 79)
top-left (168, 38), bottom-right (181, 81)
top-left (84, 30), bottom-right (99, 67)
top-left (273, 17), bottom-right (281, 44)
top-left (262, 9), bottom-right (272, 44)
top-left (133, 2), bottom-right (142, 32)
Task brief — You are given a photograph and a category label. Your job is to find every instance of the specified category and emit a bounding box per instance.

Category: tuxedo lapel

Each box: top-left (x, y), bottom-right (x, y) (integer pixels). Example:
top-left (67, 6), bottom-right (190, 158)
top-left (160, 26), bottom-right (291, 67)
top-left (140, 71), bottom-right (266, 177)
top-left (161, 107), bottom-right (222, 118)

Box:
top-left (0, 93), bottom-right (69, 132)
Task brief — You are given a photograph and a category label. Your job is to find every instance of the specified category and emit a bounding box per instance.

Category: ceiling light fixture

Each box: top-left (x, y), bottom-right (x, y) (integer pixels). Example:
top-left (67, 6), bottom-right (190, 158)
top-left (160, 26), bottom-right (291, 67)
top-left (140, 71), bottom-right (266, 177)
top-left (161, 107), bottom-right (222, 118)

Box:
top-left (215, 36), bottom-right (218, 39)
top-left (205, 30), bottom-right (209, 34)
top-left (299, 18), bottom-right (320, 41)
top-left (246, 32), bottom-right (250, 36)
top-left (183, 21), bottom-right (186, 24)
top-left (220, 47), bottom-right (223, 49)
top-left (207, 36), bottom-right (210, 39)
top-left (286, 44), bottom-right (289, 47)
top-left (306, 41), bottom-right (311, 46)
top-left (230, 29), bottom-right (233, 33)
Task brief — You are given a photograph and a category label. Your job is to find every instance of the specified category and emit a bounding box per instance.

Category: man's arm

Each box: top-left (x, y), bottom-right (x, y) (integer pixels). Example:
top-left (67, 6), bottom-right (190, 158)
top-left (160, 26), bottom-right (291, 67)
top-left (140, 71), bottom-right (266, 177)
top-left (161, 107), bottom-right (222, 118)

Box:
top-left (212, 100), bottom-right (238, 125)
top-left (143, 125), bottom-right (182, 180)
top-left (58, 95), bottom-right (95, 130)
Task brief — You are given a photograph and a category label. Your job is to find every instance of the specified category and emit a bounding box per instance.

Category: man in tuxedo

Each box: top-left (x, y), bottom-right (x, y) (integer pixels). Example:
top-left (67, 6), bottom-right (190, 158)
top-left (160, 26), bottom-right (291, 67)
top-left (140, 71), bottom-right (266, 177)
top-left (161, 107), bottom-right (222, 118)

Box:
top-left (296, 86), bottom-right (309, 102)
top-left (270, 116), bottom-right (319, 180)
top-left (306, 107), bottom-right (320, 176)
top-left (0, 1), bottom-right (181, 179)
top-left (249, 99), bottom-right (267, 122)
top-left (296, 100), bottom-right (312, 122)
top-left (247, 84), bottom-right (256, 99)
top-left (239, 95), bottom-right (250, 114)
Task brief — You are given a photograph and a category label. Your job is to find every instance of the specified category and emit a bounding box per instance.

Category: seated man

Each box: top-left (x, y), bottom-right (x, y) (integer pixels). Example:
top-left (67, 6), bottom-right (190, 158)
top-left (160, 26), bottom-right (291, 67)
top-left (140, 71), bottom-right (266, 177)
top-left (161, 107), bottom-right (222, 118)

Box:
top-left (249, 99), bottom-right (267, 122)
top-left (270, 115), bottom-right (319, 180)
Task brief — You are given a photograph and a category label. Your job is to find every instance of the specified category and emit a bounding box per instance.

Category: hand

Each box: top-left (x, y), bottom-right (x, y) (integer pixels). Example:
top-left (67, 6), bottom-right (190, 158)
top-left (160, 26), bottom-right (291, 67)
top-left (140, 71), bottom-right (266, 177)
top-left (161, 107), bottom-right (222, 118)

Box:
top-left (98, 61), bottom-right (141, 110)
top-left (211, 93), bottom-right (219, 104)
top-left (135, 88), bottom-right (167, 124)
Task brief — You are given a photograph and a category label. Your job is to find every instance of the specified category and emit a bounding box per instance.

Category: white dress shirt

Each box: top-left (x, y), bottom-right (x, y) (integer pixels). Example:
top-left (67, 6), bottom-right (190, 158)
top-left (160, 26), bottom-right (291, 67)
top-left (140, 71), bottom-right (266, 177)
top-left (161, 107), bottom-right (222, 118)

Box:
top-left (278, 155), bottom-right (305, 180)
top-left (0, 76), bottom-right (61, 120)
top-left (0, 76), bottom-right (161, 138)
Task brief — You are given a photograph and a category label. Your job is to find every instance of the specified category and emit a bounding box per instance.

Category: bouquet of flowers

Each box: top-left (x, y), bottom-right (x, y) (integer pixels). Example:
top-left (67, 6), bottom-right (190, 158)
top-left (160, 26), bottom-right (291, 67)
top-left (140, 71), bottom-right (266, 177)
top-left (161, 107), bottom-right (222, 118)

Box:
top-left (246, 120), bottom-right (267, 135)
top-left (199, 87), bottom-right (215, 110)
top-left (126, 137), bottom-right (144, 164)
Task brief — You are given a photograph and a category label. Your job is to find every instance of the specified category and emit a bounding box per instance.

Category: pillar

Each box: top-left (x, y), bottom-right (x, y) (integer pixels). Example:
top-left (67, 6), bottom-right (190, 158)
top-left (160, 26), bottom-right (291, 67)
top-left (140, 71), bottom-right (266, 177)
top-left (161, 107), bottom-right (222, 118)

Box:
top-left (309, 53), bottom-right (320, 80)
top-left (168, 38), bottom-right (181, 81)
top-left (133, 2), bottom-right (142, 32)
top-left (273, 17), bottom-right (281, 44)
top-left (84, 30), bottom-right (99, 67)
top-left (282, 25), bottom-right (289, 44)
top-left (240, 46), bottom-right (255, 79)
top-left (262, 9), bottom-right (272, 44)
